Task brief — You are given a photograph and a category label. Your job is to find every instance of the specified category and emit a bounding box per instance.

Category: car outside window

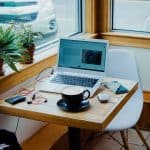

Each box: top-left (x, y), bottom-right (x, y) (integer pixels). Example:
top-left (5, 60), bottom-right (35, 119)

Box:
top-left (0, 0), bottom-right (82, 49)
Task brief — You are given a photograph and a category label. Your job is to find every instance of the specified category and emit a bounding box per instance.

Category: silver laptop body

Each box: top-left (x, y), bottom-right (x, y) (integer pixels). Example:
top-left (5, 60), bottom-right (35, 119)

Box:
top-left (39, 38), bottom-right (108, 97)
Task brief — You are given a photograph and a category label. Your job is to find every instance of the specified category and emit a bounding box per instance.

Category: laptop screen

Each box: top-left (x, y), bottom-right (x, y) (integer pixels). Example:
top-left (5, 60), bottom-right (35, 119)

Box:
top-left (58, 38), bottom-right (108, 72)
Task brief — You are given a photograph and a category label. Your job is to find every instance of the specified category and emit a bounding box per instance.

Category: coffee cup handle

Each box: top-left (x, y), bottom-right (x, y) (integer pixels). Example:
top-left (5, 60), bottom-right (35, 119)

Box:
top-left (83, 89), bottom-right (90, 100)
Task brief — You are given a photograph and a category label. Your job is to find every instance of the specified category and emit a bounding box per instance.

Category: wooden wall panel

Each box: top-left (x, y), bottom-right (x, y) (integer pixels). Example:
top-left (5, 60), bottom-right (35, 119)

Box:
top-left (85, 0), bottom-right (98, 33)
top-left (138, 103), bottom-right (150, 131)
top-left (143, 91), bottom-right (150, 103)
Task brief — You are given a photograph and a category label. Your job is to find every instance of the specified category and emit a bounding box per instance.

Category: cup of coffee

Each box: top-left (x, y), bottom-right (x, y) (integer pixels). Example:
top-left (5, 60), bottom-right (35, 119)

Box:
top-left (61, 86), bottom-right (90, 108)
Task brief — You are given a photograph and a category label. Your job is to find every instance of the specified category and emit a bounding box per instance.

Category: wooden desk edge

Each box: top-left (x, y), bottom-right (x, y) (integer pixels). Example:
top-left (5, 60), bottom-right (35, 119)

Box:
top-left (0, 106), bottom-right (102, 131)
top-left (101, 82), bottom-right (138, 130)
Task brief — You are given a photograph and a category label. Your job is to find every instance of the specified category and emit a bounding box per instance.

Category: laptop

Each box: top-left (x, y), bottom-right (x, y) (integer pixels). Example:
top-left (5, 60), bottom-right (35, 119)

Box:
top-left (39, 37), bottom-right (108, 97)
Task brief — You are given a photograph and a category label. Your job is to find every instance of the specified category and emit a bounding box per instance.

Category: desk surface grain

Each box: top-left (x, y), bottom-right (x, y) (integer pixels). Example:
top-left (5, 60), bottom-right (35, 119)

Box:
top-left (0, 77), bottom-right (138, 131)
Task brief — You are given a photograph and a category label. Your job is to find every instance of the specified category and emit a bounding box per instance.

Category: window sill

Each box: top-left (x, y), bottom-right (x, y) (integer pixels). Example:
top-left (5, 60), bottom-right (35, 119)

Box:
top-left (99, 32), bottom-right (150, 48)
top-left (0, 46), bottom-right (58, 94)
top-left (0, 46), bottom-right (58, 79)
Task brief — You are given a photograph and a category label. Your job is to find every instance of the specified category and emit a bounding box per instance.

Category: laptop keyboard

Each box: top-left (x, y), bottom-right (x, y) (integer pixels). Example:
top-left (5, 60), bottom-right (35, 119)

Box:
top-left (50, 74), bottom-right (99, 88)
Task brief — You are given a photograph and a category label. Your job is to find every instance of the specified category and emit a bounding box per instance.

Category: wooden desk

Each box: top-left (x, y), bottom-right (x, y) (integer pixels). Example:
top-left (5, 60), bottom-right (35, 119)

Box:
top-left (0, 77), bottom-right (138, 150)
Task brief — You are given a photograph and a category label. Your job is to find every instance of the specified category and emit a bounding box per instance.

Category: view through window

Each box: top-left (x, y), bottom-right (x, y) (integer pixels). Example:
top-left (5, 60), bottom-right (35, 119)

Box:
top-left (112, 0), bottom-right (150, 33)
top-left (0, 0), bottom-right (82, 48)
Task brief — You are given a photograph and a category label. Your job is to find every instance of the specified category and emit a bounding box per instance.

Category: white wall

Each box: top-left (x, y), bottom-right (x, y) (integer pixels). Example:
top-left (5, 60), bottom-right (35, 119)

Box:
top-left (16, 118), bottom-right (46, 143)
top-left (110, 45), bottom-right (150, 91)
top-left (0, 114), bottom-right (18, 132)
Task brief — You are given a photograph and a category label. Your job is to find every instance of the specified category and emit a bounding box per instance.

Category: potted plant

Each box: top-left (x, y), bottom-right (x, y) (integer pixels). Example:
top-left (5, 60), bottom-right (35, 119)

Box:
top-left (18, 24), bottom-right (35, 64)
top-left (0, 26), bottom-right (24, 76)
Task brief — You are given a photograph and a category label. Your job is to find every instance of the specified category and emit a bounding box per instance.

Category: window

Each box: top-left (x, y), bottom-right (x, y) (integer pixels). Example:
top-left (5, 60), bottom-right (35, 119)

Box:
top-left (112, 0), bottom-right (150, 33)
top-left (0, 0), bottom-right (82, 48)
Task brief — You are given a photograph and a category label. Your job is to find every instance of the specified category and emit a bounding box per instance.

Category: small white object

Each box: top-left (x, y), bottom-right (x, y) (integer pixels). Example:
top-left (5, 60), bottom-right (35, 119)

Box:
top-left (97, 92), bottom-right (110, 103)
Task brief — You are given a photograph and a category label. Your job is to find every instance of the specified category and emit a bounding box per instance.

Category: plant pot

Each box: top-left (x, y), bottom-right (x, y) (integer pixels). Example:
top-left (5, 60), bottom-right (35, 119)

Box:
top-left (23, 44), bottom-right (35, 64)
top-left (0, 59), bottom-right (4, 76)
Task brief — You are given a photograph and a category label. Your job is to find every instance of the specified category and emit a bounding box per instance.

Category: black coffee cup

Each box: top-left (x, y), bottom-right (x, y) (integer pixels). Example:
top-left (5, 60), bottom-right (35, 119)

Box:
top-left (61, 86), bottom-right (90, 108)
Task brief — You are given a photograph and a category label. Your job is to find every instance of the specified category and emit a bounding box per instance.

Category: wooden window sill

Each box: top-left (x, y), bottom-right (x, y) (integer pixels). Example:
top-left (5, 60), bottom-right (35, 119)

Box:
top-left (99, 32), bottom-right (150, 49)
top-left (0, 46), bottom-right (58, 94)
top-left (0, 46), bottom-right (58, 80)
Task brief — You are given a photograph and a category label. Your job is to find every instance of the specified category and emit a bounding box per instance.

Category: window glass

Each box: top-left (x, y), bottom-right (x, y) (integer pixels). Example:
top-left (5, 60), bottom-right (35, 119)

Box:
top-left (112, 0), bottom-right (150, 33)
top-left (0, 0), bottom-right (82, 48)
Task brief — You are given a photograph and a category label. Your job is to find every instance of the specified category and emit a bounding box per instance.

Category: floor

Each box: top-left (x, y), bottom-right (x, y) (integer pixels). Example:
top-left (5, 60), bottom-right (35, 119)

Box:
top-left (84, 129), bottom-right (150, 150)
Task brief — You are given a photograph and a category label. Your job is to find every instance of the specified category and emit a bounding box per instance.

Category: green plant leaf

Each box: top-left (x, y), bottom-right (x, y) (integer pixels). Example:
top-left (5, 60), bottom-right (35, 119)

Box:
top-left (0, 25), bottom-right (32, 66)
top-left (1, 53), bottom-right (18, 72)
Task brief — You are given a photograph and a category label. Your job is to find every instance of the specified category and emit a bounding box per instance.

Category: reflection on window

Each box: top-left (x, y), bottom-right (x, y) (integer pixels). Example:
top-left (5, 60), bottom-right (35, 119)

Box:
top-left (0, 0), bottom-right (82, 48)
top-left (112, 0), bottom-right (150, 33)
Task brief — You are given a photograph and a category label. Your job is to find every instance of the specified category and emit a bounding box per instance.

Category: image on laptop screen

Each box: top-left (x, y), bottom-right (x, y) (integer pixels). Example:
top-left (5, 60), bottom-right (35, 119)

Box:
top-left (58, 38), bottom-right (108, 72)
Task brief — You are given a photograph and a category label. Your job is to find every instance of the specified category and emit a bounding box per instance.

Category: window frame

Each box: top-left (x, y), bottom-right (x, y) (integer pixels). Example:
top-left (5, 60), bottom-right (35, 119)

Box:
top-left (97, 0), bottom-right (150, 49)
top-left (35, 0), bottom-right (83, 51)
